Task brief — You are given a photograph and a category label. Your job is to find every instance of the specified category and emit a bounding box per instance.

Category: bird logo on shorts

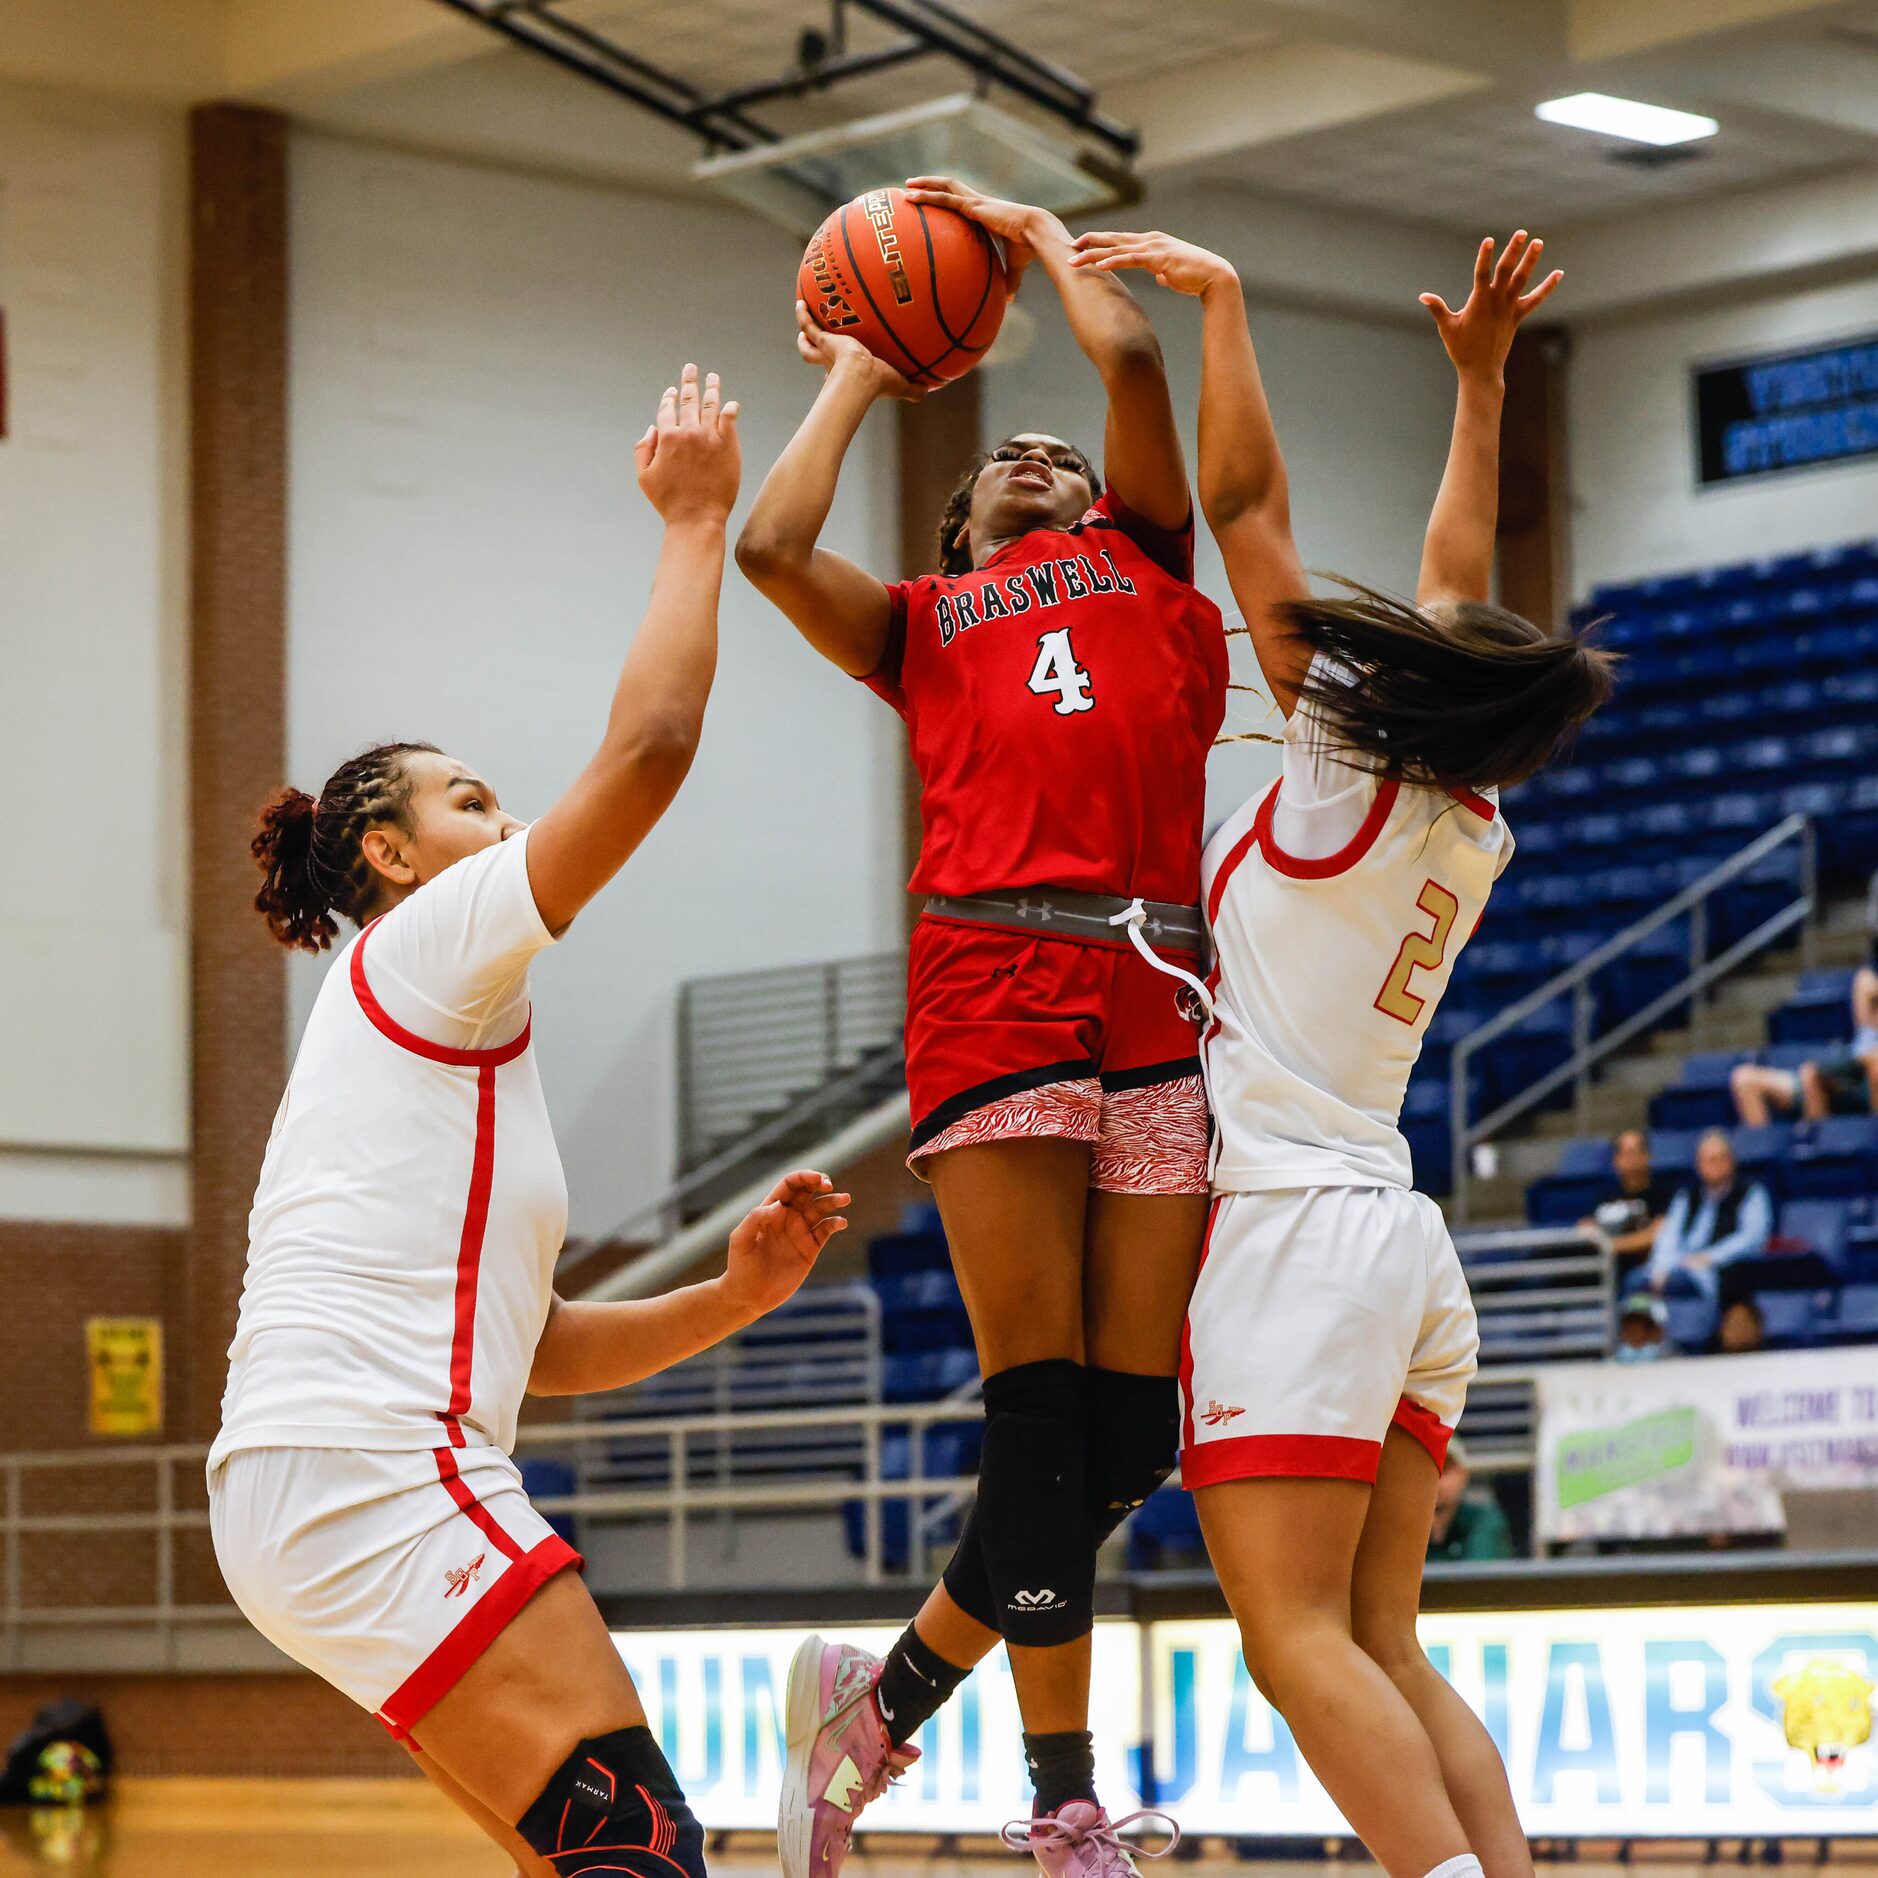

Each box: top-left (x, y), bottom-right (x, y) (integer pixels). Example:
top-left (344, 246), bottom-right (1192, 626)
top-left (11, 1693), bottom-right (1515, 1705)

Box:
top-left (1201, 1400), bottom-right (1245, 1427)
top-left (443, 1553), bottom-right (486, 1600)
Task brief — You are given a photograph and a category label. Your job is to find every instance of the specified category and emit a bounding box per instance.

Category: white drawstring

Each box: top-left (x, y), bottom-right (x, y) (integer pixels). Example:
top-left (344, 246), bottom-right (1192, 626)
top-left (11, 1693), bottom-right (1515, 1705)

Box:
top-left (1107, 898), bottom-right (1215, 1024)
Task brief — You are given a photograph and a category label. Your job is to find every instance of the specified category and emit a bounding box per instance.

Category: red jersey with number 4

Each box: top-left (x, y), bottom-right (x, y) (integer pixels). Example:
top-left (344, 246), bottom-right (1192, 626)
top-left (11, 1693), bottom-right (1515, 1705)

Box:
top-left (868, 490), bottom-right (1227, 903)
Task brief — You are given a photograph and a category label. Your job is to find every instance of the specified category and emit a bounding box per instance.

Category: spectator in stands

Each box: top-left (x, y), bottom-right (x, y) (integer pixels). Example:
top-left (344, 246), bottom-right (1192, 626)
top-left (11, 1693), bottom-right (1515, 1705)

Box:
top-left (1579, 1129), bottom-right (1676, 1285)
top-left (1426, 1439), bottom-right (1514, 1562)
top-left (1718, 1298), bottom-right (1766, 1356)
top-left (1729, 966), bottom-right (1878, 1124)
top-left (1636, 1129), bottom-right (1773, 1301)
top-left (1615, 1293), bottom-right (1675, 1363)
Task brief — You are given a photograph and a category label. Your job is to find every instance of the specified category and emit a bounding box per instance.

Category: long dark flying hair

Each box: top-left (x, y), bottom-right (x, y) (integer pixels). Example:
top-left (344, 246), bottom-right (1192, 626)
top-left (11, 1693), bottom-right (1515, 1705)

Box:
top-left (1287, 581), bottom-right (1615, 792)
top-left (251, 742), bottom-right (438, 952)
top-left (935, 440), bottom-right (1103, 577)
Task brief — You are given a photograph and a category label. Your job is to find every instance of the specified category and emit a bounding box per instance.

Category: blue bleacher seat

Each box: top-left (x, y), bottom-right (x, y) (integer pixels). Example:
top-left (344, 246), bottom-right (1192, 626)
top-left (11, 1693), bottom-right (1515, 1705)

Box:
top-left (882, 1347), bottom-right (978, 1403)
top-left (1731, 1122), bottom-right (1795, 1193)
top-left (1127, 1483), bottom-right (1203, 1567)
top-left (867, 1228), bottom-right (951, 1281)
top-left (1753, 1290), bottom-right (1826, 1348)
top-left (1786, 1116), bottom-right (1878, 1199)
top-left (518, 1458), bottom-right (578, 1546)
top-left (1555, 1137), bottom-right (1614, 1179)
top-left (1649, 1129), bottom-right (1699, 1177)
top-left (1828, 1284), bottom-right (1878, 1340)
top-left (1762, 1040), bottom-right (1818, 1071)
top-left (1665, 1294), bottom-right (1718, 1349)
top-left (1780, 1198), bottom-right (1852, 1265)
top-left (1650, 1050), bottom-right (1751, 1131)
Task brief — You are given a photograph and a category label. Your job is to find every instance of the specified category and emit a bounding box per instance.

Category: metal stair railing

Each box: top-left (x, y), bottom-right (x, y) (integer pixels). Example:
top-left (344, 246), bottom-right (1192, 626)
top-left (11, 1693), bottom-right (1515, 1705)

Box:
top-left (1449, 815), bottom-right (1817, 1223)
top-left (677, 952), bottom-right (905, 1173)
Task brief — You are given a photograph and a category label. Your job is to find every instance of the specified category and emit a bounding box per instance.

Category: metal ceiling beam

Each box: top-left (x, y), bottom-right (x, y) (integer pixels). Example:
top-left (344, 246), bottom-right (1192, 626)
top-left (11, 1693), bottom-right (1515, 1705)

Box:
top-left (428, 0), bottom-right (1139, 161)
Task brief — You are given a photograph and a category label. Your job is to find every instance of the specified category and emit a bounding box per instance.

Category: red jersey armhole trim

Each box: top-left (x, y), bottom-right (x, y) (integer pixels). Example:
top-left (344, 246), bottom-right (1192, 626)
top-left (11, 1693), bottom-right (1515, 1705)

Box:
top-left (350, 921), bottom-right (532, 1067)
top-left (1449, 787), bottom-right (1495, 823)
top-left (1253, 775), bottom-right (1401, 880)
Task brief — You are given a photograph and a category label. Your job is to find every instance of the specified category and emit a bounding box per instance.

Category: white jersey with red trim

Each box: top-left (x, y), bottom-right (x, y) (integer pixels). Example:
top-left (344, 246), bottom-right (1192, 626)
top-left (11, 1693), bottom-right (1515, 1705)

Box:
top-left (209, 830), bottom-right (567, 1466)
top-left (1202, 686), bottom-right (1515, 1193)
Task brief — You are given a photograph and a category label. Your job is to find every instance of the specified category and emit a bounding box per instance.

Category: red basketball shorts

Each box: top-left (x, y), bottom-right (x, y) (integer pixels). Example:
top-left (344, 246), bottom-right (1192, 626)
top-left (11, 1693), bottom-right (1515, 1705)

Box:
top-left (903, 914), bottom-right (1209, 1195)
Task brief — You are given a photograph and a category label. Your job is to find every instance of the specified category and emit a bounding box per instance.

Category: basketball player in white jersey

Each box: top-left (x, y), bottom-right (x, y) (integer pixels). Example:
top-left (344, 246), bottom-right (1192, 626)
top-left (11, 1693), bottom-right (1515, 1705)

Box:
top-left (208, 367), bottom-right (845, 1878)
top-left (1070, 232), bottom-right (1610, 1878)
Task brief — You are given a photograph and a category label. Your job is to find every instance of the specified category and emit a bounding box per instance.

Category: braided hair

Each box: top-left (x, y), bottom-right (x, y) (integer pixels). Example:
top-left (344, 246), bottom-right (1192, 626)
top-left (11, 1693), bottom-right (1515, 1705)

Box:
top-left (934, 440), bottom-right (1103, 576)
top-left (251, 742), bottom-right (439, 952)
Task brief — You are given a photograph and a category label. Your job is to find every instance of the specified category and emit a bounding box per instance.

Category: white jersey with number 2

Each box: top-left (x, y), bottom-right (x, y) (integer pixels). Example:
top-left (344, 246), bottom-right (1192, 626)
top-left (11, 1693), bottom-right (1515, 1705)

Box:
top-left (1201, 674), bottom-right (1515, 1193)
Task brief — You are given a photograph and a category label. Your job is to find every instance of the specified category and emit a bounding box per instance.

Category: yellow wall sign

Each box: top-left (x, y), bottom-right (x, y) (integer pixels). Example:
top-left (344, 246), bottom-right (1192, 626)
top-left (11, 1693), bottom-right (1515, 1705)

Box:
top-left (87, 1318), bottom-right (163, 1438)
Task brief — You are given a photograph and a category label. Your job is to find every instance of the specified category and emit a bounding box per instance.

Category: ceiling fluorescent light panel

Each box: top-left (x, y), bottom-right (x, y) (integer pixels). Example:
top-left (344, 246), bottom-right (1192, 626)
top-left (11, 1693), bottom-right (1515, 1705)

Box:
top-left (1535, 92), bottom-right (1718, 147)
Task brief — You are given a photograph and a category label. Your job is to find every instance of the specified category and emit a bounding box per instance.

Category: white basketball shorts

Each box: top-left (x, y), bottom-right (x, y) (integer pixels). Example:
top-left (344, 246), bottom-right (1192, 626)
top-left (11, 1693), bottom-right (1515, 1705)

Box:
top-left (209, 1442), bottom-right (581, 1740)
top-left (1179, 1184), bottom-right (1478, 1488)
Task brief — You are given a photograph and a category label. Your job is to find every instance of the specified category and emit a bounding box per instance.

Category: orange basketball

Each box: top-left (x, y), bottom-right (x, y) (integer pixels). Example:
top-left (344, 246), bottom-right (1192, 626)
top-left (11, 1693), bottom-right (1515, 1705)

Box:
top-left (798, 186), bottom-right (1006, 388)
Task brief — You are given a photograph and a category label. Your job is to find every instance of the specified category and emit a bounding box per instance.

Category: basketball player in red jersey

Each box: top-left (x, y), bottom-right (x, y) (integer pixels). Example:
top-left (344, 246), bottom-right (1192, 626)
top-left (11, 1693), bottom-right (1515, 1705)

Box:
top-left (740, 177), bottom-right (1223, 1874)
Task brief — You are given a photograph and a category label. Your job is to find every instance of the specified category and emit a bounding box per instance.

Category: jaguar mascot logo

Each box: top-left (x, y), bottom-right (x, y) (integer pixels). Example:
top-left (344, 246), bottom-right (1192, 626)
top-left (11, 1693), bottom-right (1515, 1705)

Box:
top-left (1772, 1658), bottom-right (1875, 1791)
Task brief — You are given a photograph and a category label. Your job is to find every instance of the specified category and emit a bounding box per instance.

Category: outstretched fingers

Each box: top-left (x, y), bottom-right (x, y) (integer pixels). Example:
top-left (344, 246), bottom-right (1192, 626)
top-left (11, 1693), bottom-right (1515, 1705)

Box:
top-left (1519, 268), bottom-right (1565, 315)
top-left (1508, 234), bottom-right (1545, 295)
top-left (1489, 230), bottom-right (1528, 292)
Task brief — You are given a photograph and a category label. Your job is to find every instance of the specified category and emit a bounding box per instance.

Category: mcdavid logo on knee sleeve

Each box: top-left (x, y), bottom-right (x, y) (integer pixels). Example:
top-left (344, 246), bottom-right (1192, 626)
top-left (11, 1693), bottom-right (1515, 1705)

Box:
top-left (1011, 1588), bottom-right (1065, 1611)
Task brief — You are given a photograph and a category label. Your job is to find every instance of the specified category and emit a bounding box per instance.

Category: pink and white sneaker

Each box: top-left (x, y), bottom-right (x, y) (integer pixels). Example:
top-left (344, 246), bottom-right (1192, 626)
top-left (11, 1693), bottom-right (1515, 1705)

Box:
top-left (1000, 1802), bottom-right (1181, 1876)
top-left (778, 1635), bottom-right (920, 1878)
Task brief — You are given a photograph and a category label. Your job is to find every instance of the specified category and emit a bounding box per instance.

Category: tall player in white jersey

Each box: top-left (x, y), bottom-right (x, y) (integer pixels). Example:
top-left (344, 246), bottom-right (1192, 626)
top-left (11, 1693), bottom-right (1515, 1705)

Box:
top-left (1072, 230), bottom-right (1611, 1878)
top-left (208, 368), bottom-right (849, 1878)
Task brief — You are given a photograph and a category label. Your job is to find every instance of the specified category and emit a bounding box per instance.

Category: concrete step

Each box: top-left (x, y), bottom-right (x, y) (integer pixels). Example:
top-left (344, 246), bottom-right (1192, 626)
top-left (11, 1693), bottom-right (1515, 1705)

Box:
top-left (1497, 1135), bottom-right (1570, 1181)
top-left (1710, 970), bottom-right (1800, 1016)
top-left (1648, 1011), bottom-right (1765, 1054)
top-left (1604, 1051), bottom-right (1692, 1096)
top-left (1533, 1085), bottom-right (1648, 1139)
top-left (1446, 1172), bottom-right (1529, 1226)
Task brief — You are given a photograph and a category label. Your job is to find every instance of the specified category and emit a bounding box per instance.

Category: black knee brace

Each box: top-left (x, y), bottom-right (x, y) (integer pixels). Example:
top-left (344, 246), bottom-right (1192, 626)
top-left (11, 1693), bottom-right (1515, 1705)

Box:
top-left (954, 1358), bottom-right (1093, 1648)
top-left (1085, 1367), bottom-right (1179, 1547)
top-left (517, 1726), bottom-right (704, 1875)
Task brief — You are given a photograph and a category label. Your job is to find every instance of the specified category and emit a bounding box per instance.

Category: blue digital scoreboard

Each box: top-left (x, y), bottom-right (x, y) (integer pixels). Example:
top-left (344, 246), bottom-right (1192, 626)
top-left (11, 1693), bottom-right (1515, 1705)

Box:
top-left (1695, 330), bottom-right (1878, 486)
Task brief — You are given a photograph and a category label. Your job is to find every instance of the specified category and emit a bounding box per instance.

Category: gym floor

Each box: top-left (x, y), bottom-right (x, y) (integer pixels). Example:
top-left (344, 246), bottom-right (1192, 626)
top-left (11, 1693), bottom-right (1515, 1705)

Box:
top-left (0, 1783), bottom-right (1869, 1877)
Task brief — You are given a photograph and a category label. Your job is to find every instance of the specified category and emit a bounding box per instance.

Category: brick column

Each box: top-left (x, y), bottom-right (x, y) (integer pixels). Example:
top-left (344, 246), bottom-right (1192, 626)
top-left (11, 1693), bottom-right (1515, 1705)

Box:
top-left (184, 105), bottom-right (290, 1440)
top-left (1497, 326), bottom-right (1570, 629)
top-left (895, 379), bottom-right (982, 929)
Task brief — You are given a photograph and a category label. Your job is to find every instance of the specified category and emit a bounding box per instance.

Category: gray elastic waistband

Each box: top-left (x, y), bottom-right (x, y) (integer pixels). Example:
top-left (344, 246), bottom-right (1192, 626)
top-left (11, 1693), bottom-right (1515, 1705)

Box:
top-left (922, 888), bottom-right (1203, 953)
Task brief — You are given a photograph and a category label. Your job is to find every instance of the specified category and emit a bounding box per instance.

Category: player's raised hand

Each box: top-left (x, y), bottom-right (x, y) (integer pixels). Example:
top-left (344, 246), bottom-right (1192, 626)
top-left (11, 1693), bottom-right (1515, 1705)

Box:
top-left (793, 299), bottom-right (924, 402)
top-left (1419, 231), bottom-right (1563, 379)
top-left (1070, 228), bottom-right (1238, 301)
top-left (903, 175), bottom-right (1038, 299)
top-left (634, 362), bottom-right (742, 523)
top-left (721, 1170), bottom-right (850, 1318)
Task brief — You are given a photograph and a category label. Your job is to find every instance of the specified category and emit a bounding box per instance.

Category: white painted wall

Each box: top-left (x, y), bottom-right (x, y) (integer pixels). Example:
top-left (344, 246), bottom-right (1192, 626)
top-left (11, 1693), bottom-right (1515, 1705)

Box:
top-left (1570, 275), bottom-right (1878, 593)
top-left (0, 80), bottom-right (189, 1224)
top-left (288, 134), bottom-right (905, 1237)
top-left (980, 246), bottom-right (1460, 827)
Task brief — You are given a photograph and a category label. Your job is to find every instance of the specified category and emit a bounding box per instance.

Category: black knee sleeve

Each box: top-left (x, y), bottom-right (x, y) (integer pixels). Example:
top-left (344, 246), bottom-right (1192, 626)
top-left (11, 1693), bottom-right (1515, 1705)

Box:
top-left (939, 1502), bottom-right (998, 1630)
top-left (960, 1358), bottom-right (1092, 1648)
top-left (1085, 1368), bottom-right (1179, 1547)
top-left (517, 1726), bottom-right (704, 1876)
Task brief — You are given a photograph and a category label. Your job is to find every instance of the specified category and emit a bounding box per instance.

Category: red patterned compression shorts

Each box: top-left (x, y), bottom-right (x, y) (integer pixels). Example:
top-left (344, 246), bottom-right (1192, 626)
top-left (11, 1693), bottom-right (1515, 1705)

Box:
top-left (903, 914), bottom-right (1210, 1196)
